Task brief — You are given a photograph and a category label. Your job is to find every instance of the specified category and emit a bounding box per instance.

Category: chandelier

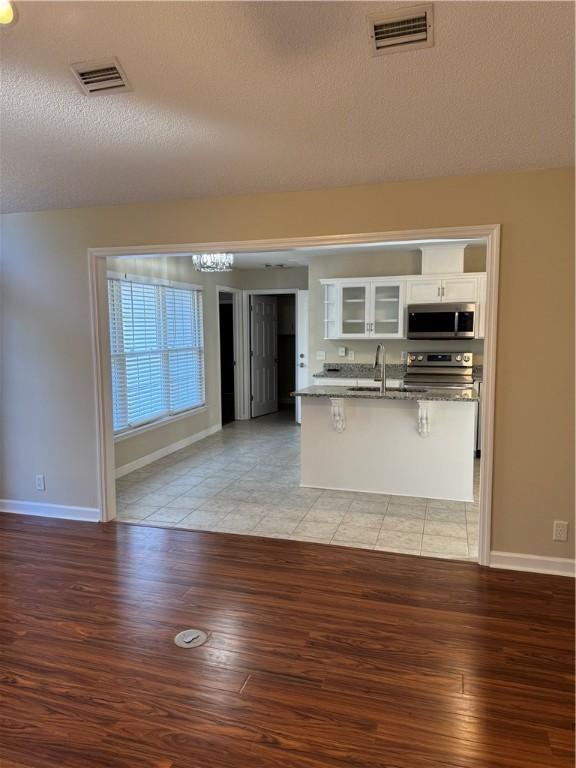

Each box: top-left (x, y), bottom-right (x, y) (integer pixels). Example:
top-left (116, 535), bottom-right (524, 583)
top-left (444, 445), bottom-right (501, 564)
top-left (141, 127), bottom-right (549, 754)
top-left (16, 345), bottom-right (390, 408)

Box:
top-left (192, 253), bottom-right (234, 272)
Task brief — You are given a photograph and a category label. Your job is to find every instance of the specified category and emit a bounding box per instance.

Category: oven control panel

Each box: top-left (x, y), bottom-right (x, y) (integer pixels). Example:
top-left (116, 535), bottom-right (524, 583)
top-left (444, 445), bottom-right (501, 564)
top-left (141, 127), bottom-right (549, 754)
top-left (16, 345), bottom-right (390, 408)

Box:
top-left (407, 352), bottom-right (473, 367)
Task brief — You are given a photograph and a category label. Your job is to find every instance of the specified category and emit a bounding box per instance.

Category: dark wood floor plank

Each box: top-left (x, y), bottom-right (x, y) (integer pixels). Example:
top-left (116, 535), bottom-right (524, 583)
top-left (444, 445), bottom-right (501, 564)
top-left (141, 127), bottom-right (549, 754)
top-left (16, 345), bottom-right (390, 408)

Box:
top-left (0, 513), bottom-right (573, 768)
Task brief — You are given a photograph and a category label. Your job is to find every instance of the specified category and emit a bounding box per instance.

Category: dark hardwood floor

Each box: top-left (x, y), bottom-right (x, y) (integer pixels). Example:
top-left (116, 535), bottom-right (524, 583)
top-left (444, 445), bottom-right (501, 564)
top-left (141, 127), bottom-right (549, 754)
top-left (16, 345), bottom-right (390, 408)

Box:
top-left (0, 512), bottom-right (573, 768)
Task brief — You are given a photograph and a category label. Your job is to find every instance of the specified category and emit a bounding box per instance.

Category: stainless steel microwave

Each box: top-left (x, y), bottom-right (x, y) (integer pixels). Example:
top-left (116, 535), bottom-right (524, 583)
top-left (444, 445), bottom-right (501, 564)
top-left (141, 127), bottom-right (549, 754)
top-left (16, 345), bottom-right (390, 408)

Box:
top-left (407, 303), bottom-right (476, 339)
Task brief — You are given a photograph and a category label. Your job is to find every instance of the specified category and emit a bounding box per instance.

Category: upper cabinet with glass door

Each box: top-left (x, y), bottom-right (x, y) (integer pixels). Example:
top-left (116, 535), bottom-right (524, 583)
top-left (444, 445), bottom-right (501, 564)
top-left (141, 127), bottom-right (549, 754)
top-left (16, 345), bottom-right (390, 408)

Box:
top-left (340, 283), bottom-right (370, 337)
top-left (322, 279), bottom-right (404, 339)
top-left (370, 281), bottom-right (405, 338)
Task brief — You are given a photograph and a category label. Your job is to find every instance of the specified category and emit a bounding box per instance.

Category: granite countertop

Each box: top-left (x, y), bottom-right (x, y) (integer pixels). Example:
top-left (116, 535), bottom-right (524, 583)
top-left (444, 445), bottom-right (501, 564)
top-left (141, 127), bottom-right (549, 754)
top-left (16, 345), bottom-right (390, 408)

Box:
top-left (313, 363), bottom-right (406, 379)
top-left (312, 362), bottom-right (484, 381)
top-left (293, 385), bottom-right (479, 402)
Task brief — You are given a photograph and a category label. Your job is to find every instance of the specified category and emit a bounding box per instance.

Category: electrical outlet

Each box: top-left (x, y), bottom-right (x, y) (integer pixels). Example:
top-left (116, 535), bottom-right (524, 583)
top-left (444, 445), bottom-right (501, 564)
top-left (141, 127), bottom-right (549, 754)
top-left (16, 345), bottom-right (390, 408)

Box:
top-left (315, 350), bottom-right (326, 361)
top-left (338, 346), bottom-right (346, 357)
top-left (553, 520), bottom-right (569, 542)
top-left (35, 474), bottom-right (46, 492)
top-left (400, 351), bottom-right (408, 362)
top-left (348, 350), bottom-right (355, 361)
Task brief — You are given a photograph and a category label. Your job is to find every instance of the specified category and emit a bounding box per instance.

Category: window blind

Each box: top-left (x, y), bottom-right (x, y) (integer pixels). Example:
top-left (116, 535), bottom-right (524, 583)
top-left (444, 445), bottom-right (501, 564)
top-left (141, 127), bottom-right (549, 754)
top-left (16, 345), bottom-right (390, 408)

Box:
top-left (107, 277), bottom-right (205, 433)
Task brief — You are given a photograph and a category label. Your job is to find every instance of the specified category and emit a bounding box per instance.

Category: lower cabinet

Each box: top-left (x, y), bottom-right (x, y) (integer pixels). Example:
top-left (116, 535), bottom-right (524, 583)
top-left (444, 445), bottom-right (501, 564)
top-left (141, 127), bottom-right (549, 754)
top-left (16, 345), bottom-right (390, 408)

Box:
top-left (313, 377), bottom-right (403, 389)
top-left (313, 378), bottom-right (358, 387)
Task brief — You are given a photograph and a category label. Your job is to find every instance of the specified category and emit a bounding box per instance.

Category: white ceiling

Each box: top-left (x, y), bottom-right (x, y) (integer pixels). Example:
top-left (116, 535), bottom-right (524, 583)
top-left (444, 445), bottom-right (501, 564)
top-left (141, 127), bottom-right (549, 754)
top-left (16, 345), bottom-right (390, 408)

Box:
top-left (1, 1), bottom-right (573, 214)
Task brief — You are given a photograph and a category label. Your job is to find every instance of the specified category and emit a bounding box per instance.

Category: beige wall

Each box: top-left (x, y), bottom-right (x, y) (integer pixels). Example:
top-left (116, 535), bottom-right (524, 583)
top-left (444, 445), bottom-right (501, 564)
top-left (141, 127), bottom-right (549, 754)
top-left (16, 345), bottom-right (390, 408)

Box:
top-left (235, 267), bottom-right (308, 290)
top-left (464, 245), bottom-right (487, 273)
top-left (106, 257), bottom-right (306, 468)
top-left (0, 167), bottom-right (573, 559)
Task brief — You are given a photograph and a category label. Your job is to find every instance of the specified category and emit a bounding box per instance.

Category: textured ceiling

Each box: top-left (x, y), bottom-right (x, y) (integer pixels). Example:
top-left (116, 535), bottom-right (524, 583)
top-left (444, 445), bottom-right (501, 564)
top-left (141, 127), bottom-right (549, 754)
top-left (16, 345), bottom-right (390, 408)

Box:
top-left (1, 1), bottom-right (574, 213)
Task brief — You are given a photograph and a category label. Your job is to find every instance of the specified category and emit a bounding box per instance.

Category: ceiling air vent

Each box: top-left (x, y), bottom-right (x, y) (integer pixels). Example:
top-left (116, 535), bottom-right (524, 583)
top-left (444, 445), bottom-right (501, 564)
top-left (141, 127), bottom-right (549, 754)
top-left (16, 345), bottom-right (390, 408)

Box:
top-left (368, 4), bottom-right (434, 56)
top-left (70, 57), bottom-right (131, 96)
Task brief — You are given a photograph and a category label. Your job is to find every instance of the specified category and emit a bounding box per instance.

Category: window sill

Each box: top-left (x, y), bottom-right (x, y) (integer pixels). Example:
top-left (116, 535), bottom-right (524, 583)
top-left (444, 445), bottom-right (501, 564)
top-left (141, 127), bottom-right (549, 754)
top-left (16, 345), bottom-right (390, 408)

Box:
top-left (114, 406), bottom-right (208, 443)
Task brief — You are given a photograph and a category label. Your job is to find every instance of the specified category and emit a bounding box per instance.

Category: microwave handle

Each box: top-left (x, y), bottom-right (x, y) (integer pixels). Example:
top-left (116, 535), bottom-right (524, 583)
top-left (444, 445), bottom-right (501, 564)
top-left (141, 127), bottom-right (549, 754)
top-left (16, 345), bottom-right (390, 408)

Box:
top-left (455, 310), bottom-right (475, 336)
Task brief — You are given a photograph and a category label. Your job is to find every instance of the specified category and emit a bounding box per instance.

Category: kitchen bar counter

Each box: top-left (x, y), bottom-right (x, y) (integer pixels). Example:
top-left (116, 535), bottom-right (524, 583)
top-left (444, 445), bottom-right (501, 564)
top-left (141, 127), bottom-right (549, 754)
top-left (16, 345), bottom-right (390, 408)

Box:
top-left (295, 388), bottom-right (477, 501)
top-left (294, 385), bottom-right (478, 402)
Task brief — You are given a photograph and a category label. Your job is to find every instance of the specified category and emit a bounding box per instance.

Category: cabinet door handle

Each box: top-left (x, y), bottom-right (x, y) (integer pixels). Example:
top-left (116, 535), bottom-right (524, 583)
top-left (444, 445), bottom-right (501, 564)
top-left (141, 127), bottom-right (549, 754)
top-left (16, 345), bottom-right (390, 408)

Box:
top-left (437, 286), bottom-right (441, 297)
top-left (442, 286), bottom-right (445, 297)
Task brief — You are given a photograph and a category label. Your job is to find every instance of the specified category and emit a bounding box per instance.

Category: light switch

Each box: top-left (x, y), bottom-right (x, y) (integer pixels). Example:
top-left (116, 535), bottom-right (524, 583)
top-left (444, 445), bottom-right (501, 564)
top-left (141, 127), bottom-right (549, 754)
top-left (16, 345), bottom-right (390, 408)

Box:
top-left (338, 347), bottom-right (346, 357)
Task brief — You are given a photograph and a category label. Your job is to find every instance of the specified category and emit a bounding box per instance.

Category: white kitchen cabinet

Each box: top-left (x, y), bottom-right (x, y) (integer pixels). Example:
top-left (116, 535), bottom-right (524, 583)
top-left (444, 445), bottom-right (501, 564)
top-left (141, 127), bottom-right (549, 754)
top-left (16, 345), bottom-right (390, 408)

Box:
top-left (323, 283), bottom-right (339, 340)
top-left (357, 377), bottom-right (402, 389)
top-left (339, 283), bottom-right (370, 337)
top-left (371, 281), bottom-right (405, 338)
top-left (311, 377), bottom-right (403, 389)
top-left (442, 276), bottom-right (478, 302)
top-left (322, 279), bottom-right (404, 339)
top-left (313, 377), bottom-right (358, 387)
top-left (322, 273), bottom-right (485, 340)
top-left (406, 279), bottom-right (442, 304)
top-left (406, 275), bottom-right (478, 305)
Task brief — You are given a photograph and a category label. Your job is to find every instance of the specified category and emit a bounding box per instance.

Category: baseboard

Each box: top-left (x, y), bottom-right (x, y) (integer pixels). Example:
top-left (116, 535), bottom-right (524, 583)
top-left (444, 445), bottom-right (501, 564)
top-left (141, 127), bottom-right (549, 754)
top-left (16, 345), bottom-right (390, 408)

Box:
top-left (115, 423), bottom-right (222, 478)
top-left (490, 551), bottom-right (575, 577)
top-left (300, 482), bottom-right (472, 503)
top-left (0, 499), bottom-right (100, 522)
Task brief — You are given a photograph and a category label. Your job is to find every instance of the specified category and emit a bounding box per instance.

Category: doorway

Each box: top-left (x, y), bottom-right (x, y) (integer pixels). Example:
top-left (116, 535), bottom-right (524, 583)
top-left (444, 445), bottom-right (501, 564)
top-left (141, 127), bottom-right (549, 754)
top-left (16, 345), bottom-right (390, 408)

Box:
top-left (89, 224), bottom-right (499, 568)
top-left (249, 292), bottom-right (297, 420)
top-left (219, 292), bottom-right (235, 425)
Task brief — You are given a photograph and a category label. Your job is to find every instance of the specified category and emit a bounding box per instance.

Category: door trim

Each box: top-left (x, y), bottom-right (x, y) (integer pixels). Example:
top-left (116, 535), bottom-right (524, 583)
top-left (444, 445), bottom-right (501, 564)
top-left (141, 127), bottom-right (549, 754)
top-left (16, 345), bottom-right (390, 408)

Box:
top-left (88, 223), bottom-right (499, 569)
top-left (216, 286), bottom-right (246, 422)
top-left (243, 289), bottom-right (300, 421)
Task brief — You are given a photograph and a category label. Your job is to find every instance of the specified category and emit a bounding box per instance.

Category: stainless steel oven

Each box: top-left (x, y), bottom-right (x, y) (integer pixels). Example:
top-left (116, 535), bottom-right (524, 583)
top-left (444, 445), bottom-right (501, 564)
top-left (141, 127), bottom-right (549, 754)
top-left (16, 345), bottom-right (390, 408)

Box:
top-left (407, 303), bottom-right (476, 339)
top-left (403, 351), bottom-right (474, 391)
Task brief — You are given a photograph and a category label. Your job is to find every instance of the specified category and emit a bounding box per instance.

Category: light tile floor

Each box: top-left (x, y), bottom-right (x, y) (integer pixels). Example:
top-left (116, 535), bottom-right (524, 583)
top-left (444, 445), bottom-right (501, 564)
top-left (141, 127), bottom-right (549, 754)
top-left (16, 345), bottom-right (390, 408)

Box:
top-left (116, 411), bottom-right (480, 561)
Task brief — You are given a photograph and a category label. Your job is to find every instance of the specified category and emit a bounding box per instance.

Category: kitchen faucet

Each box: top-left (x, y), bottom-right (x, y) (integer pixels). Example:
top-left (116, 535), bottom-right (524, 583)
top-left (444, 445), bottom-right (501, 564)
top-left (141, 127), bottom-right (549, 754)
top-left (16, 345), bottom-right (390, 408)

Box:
top-left (374, 344), bottom-right (386, 395)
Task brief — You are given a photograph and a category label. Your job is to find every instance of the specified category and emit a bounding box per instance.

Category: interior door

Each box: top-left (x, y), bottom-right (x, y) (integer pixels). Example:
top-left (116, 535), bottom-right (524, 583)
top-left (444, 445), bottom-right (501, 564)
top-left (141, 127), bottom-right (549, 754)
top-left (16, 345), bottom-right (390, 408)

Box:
top-left (295, 290), bottom-right (309, 425)
top-left (250, 295), bottom-right (278, 418)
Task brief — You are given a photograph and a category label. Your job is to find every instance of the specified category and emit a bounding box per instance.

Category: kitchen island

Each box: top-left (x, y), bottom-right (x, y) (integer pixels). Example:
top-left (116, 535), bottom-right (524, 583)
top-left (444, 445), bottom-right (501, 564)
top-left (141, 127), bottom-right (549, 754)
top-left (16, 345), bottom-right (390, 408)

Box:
top-left (293, 385), bottom-right (478, 502)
